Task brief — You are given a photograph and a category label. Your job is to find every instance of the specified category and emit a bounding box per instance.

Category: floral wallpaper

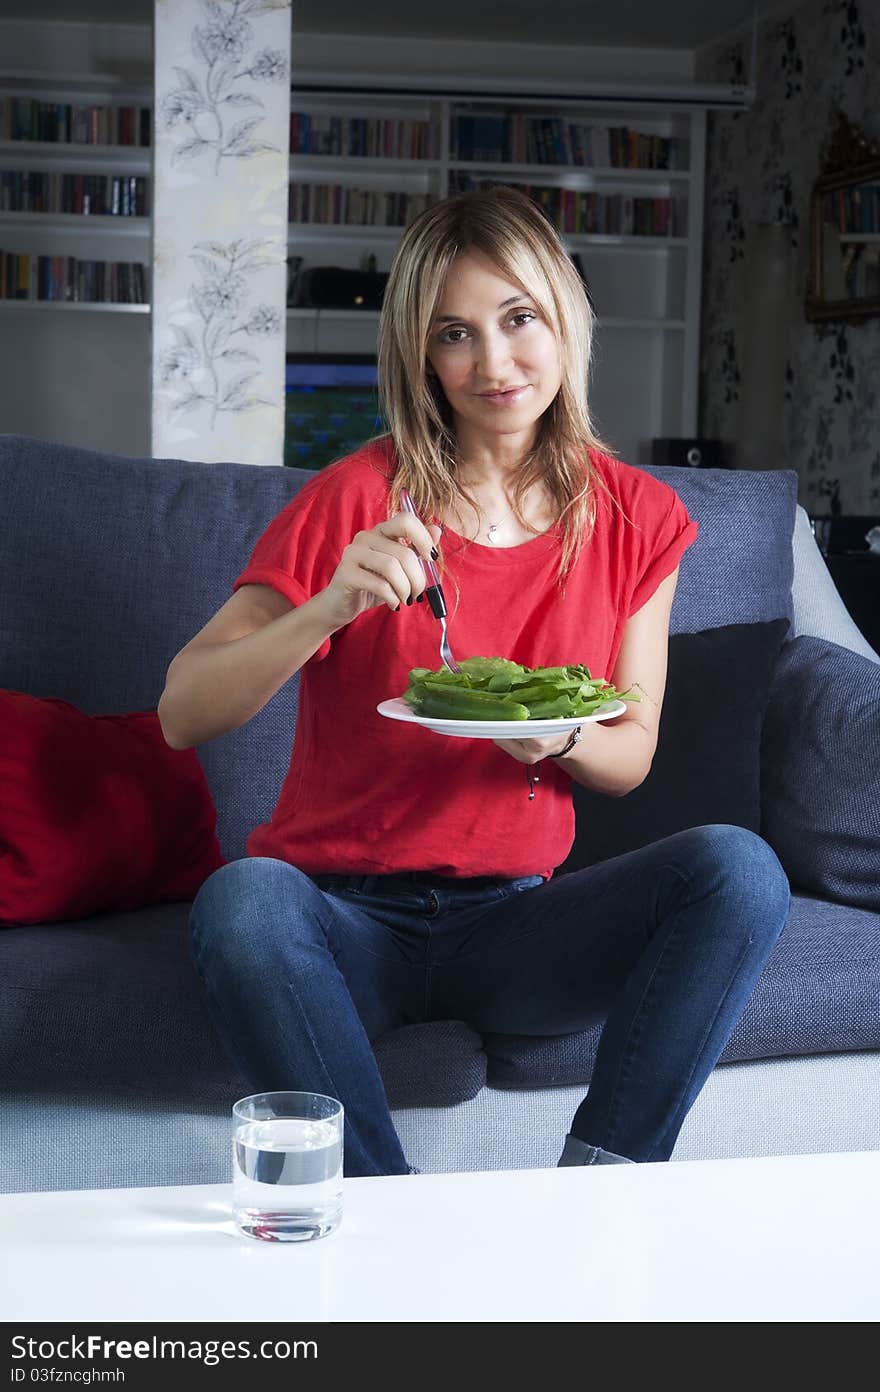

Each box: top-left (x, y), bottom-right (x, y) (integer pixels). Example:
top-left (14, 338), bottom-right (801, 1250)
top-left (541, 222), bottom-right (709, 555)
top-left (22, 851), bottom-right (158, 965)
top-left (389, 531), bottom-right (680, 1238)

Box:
top-left (697, 0), bottom-right (880, 516)
top-left (152, 0), bottom-right (291, 465)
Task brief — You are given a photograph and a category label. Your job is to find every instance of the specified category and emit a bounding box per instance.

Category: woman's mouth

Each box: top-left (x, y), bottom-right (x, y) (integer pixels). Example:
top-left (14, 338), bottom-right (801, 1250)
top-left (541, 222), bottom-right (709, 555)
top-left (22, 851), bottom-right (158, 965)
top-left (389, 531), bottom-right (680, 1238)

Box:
top-left (478, 386), bottom-right (531, 406)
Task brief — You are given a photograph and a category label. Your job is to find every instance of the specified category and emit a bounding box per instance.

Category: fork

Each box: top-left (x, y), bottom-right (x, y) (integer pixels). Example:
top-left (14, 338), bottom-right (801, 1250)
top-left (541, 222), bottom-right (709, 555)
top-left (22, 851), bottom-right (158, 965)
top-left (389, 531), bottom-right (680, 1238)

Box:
top-left (400, 488), bottom-right (461, 673)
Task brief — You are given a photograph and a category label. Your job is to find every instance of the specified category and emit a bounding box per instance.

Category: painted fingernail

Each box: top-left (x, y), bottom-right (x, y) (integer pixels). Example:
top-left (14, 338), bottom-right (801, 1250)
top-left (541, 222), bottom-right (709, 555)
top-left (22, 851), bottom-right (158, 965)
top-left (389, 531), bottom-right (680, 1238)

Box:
top-left (406, 595), bottom-right (413, 606)
top-left (416, 593), bottom-right (425, 603)
top-left (431, 547), bottom-right (439, 561)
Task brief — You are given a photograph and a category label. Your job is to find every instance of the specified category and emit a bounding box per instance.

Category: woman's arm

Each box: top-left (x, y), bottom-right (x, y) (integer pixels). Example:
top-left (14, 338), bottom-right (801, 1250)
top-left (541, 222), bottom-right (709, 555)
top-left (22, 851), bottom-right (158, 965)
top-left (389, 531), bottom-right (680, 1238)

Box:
top-left (492, 567), bottom-right (679, 797)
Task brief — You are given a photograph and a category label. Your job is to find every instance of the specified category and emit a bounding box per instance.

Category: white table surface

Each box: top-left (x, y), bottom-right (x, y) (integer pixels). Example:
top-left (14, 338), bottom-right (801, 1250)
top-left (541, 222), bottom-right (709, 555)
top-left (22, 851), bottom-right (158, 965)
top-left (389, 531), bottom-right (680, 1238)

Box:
top-left (2, 1151), bottom-right (878, 1322)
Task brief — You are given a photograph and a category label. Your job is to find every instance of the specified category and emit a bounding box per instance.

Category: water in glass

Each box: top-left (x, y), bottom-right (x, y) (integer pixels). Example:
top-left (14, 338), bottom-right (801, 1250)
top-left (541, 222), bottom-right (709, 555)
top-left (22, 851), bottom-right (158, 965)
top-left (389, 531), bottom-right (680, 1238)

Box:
top-left (233, 1115), bottom-right (343, 1242)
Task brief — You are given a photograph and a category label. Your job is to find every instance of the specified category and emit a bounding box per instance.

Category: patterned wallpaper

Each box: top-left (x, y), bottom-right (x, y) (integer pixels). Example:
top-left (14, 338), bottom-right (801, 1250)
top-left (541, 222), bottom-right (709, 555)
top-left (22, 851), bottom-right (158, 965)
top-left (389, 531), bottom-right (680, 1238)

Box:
top-left (697, 0), bottom-right (879, 516)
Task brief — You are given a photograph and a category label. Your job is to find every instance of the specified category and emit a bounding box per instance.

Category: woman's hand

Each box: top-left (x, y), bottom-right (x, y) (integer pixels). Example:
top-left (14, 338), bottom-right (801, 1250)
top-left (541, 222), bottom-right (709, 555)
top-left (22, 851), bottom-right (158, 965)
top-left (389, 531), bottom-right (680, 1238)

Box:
top-left (492, 732), bottom-right (577, 764)
top-left (315, 513), bottom-right (442, 631)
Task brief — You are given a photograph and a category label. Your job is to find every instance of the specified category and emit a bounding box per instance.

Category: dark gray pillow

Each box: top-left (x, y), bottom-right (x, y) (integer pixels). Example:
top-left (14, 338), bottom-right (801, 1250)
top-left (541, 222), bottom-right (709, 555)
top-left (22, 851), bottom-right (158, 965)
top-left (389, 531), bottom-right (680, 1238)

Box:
top-left (560, 619), bottom-right (790, 872)
top-left (761, 636), bottom-right (880, 911)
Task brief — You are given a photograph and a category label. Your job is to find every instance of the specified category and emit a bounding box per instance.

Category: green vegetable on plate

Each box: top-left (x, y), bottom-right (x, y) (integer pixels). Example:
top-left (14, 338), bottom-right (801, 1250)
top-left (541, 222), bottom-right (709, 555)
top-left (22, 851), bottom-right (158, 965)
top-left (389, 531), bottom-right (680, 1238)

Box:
top-left (403, 657), bottom-right (642, 721)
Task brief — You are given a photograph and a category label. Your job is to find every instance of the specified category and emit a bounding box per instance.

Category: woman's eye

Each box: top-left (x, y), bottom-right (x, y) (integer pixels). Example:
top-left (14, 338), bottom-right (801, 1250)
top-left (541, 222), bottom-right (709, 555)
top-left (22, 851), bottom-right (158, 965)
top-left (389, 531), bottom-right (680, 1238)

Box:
top-left (438, 311), bottom-right (535, 345)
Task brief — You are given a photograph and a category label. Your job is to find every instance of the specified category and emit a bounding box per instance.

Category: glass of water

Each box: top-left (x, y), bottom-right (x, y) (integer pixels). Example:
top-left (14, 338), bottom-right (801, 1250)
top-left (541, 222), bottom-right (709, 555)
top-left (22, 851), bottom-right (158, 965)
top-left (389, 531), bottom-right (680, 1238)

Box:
top-left (232, 1091), bottom-right (344, 1242)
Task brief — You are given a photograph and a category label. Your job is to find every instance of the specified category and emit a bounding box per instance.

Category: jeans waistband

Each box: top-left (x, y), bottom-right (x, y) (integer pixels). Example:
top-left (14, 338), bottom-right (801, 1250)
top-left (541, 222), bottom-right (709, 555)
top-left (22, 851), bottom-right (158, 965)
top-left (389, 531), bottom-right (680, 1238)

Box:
top-left (312, 871), bottom-right (536, 892)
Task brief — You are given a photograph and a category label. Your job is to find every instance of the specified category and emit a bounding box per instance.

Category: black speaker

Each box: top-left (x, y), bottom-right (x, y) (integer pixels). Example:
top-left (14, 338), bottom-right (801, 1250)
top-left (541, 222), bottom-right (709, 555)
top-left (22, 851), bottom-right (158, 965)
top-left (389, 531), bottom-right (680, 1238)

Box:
top-left (651, 437), bottom-right (723, 469)
top-left (292, 266), bottom-right (388, 310)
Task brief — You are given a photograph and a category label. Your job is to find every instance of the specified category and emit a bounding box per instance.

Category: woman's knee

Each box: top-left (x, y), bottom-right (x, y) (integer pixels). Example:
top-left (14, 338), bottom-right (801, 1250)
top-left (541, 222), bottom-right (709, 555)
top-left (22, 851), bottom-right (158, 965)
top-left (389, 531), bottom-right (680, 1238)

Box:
top-left (677, 824), bottom-right (791, 940)
top-left (189, 856), bottom-right (319, 963)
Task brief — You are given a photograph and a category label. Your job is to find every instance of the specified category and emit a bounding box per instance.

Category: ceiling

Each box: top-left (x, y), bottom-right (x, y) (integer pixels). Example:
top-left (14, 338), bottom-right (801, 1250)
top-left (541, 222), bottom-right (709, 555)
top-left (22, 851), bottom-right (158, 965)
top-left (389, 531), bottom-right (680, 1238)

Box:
top-left (0, 1), bottom-right (783, 52)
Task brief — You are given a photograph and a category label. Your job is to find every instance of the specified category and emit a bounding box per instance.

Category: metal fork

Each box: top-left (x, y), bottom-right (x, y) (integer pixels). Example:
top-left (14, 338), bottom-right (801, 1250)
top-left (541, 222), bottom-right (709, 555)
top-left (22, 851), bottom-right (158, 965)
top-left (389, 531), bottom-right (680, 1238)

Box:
top-left (400, 488), bottom-right (461, 673)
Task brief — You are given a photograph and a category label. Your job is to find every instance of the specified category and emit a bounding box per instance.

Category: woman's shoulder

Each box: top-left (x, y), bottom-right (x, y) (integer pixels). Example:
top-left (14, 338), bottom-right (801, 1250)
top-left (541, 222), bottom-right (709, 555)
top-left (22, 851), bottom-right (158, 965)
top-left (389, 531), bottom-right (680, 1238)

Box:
top-left (588, 446), bottom-right (685, 520)
top-left (285, 435), bottom-right (396, 515)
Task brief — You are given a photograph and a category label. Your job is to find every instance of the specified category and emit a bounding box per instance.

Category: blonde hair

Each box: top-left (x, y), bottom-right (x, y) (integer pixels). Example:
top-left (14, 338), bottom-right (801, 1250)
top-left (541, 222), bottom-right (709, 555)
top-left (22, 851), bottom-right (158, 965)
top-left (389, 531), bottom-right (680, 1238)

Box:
top-left (374, 184), bottom-right (621, 590)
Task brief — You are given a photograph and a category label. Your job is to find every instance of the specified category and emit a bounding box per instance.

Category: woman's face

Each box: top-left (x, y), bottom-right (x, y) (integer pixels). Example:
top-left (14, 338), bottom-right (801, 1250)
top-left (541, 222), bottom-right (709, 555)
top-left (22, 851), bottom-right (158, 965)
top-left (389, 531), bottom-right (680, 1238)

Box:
top-left (425, 249), bottom-right (562, 460)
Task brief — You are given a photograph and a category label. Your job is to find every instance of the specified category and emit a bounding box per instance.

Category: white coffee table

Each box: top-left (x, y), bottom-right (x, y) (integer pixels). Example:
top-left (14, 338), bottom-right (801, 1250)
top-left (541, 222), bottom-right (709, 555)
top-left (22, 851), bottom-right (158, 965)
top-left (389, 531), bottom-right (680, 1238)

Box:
top-left (1, 1151), bottom-right (877, 1322)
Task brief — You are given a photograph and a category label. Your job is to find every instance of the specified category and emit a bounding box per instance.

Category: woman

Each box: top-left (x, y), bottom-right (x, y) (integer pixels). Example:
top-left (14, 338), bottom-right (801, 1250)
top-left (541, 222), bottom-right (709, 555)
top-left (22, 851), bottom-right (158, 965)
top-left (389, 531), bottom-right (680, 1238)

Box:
top-left (160, 186), bottom-right (790, 1176)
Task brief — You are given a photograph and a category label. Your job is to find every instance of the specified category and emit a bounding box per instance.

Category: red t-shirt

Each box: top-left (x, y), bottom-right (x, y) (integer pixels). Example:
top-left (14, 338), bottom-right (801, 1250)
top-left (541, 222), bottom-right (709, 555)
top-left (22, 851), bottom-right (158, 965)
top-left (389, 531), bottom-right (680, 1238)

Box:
top-left (232, 436), bottom-right (697, 880)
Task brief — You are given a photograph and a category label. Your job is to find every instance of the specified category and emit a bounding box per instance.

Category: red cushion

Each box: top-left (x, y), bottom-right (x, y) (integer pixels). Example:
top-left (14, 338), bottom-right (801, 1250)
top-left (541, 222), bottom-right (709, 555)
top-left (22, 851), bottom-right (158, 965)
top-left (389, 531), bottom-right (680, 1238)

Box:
top-left (0, 690), bottom-right (226, 926)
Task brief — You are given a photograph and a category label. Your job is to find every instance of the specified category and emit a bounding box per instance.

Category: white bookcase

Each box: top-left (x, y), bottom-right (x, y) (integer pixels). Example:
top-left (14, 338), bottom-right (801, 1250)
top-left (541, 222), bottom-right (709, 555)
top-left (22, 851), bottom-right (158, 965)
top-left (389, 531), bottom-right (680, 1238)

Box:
top-left (0, 73), bottom-right (718, 465)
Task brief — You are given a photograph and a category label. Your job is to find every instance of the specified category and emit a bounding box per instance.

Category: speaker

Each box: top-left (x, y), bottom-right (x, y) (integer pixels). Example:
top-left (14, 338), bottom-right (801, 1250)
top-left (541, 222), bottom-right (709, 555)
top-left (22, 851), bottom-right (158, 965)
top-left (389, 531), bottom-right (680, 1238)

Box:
top-left (292, 266), bottom-right (388, 310)
top-left (651, 437), bottom-right (723, 469)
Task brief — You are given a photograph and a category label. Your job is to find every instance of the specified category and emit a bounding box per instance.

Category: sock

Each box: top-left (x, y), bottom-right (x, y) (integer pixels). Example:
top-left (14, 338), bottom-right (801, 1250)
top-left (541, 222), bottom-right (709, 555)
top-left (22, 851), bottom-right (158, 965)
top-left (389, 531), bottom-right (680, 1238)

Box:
top-left (557, 1134), bottom-right (635, 1166)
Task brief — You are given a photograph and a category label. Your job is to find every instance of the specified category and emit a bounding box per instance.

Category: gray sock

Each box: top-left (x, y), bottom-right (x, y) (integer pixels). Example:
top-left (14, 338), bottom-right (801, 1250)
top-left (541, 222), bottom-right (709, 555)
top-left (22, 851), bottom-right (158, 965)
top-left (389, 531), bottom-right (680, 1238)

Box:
top-left (557, 1134), bottom-right (635, 1166)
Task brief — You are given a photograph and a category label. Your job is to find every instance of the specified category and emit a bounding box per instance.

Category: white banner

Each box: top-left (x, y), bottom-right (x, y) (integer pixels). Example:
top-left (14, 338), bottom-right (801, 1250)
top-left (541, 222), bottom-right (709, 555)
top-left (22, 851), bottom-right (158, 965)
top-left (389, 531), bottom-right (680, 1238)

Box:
top-left (151, 0), bottom-right (291, 464)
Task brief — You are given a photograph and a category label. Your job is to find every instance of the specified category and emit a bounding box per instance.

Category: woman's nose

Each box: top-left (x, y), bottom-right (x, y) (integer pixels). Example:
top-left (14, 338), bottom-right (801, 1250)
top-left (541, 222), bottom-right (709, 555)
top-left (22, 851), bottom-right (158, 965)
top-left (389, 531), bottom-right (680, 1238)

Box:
top-left (474, 333), bottom-right (513, 378)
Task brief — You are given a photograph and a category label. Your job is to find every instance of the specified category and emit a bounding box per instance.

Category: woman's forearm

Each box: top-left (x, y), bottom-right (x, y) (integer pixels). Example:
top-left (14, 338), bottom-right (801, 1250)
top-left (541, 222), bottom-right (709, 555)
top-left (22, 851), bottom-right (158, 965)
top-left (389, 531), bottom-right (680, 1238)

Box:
top-left (552, 718), bottom-right (656, 797)
top-left (158, 593), bottom-right (338, 749)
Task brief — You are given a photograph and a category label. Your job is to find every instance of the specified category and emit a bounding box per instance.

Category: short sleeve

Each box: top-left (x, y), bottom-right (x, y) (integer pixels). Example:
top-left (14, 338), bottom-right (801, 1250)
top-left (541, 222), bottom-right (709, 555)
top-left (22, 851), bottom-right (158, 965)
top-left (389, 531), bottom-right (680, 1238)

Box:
top-left (627, 485), bottom-right (698, 618)
top-left (232, 477), bottom-right (340, 662)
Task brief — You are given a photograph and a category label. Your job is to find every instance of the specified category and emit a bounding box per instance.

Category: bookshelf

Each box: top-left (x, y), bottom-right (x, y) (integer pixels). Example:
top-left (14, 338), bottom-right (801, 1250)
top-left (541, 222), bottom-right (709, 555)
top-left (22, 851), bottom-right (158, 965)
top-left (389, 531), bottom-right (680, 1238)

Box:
top-left (0, 74), bottom-right (712, 463)
top-left (285, 89), bottom-right (705, 463)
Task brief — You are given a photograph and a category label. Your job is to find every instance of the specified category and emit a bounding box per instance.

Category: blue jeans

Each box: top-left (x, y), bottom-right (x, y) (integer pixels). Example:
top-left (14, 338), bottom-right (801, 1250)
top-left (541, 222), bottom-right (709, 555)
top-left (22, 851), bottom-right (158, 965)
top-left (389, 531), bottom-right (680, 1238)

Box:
top-left (189, 824), bottom-right (790, 1176)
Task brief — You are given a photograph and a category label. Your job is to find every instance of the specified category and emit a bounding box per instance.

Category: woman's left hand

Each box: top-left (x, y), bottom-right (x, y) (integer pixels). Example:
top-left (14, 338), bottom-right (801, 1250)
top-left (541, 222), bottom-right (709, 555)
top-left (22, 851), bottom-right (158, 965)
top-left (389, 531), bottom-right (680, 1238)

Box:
top-left (491, 733), bottom-right (573, 765)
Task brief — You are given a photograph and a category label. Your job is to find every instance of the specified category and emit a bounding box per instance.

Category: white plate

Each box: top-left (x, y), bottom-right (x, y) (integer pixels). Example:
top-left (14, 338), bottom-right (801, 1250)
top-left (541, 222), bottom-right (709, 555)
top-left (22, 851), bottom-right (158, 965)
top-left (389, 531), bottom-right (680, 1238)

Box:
top-left (377, 697), bottom-right (627, 740)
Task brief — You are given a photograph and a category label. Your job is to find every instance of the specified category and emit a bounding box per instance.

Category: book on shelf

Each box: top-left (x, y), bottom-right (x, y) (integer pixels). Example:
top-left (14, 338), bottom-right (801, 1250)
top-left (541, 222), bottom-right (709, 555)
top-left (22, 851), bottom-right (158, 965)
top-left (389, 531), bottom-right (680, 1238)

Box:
top-left (0, 247), bottom-right (148, 303)
top-left (449, 173), bottom-right (680, 237)
top-left (450, 110), bottom-right (686, 170)
top-left (0, 98), bottom-right (151, 146)
top-left (288, 183), bottom-right (432, 227)
top-left (290, 112), bottom-right (434, 160)
top-left (0, 170), bottom-right (149, 216)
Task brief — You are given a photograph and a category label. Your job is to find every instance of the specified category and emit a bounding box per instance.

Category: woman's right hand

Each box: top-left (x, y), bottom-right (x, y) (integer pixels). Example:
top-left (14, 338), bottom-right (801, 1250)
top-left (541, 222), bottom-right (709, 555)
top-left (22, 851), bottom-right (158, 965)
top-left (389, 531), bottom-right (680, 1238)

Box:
top-left (315, 513), bottom-right (443, 631)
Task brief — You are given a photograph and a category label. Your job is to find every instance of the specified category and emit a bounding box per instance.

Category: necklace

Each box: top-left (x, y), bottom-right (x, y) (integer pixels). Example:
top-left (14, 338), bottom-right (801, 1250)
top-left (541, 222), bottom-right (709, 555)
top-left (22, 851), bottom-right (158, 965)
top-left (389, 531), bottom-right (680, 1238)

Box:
top-left (485, 508), bottom-right (516, 544)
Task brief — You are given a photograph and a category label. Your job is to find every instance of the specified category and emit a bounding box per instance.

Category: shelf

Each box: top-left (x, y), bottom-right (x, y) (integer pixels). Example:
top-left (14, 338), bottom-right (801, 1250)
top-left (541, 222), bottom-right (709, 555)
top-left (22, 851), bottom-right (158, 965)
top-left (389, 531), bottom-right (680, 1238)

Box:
top-left (291, 154), bottom-right (441, 174)
top-left (0, 211), bottom-right (149, 234)
top-left (837, 233), bottom-right (880, 243)
top-left (285, 225), bottom-right (686, 248)
top-left (565, 233), bottom-right (686, 249)
top-left (0, 140), bottom-right (151, 170)
top-left (0, 299), bottom-right (148, 312)
top-left (449, 161), bottom-right (689, 182)
top-left (289, 222), bottom-right (405, 240)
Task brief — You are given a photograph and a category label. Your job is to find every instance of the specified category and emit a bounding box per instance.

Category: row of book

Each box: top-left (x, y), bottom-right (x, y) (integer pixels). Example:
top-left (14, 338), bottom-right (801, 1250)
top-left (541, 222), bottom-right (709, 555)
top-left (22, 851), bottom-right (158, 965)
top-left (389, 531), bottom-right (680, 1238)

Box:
top-left (288, 185), bottom-right (432, 227)
top-left (451, 176), bottom-right (681, 236)
top-left (290, 113), bottom-right (435, 160)
top-left (450, 115), bottom-right (687, 170)
top-left (0, 100), bottom-right (151, 147)
top-left (823, 184), bottom-right (880, 236)
top-left (0, 172), bottom-right (149, 216)
top-left (0, 249), bottom-right (149, 302)
top-left (842, 243), bottom-right (880, 300)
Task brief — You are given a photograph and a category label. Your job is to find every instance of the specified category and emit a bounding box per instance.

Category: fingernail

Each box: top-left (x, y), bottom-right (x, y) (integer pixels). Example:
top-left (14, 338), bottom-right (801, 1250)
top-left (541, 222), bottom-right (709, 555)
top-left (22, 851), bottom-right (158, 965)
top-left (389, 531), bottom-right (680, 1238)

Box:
top-left (416, 593), bottom-right (425, 603)
top-left (431, 547), bottom-right (439, 561)
top-left (406, 595), bottom-right (413, 606)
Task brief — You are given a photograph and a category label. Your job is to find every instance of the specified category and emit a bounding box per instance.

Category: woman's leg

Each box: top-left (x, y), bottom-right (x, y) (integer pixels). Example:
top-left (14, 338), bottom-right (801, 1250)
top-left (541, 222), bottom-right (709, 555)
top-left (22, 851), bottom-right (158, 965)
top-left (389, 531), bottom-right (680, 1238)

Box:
top-left (189, 857), bottom-right (416, 1177)
top-left (429, 825), bottom-right (791, 1163)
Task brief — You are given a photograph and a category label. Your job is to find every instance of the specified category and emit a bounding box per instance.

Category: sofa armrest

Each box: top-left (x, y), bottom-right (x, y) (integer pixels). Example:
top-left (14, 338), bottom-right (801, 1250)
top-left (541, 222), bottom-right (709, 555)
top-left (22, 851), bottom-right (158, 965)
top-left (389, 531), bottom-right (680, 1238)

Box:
top-left (791, 506), bottom-right (880, 664)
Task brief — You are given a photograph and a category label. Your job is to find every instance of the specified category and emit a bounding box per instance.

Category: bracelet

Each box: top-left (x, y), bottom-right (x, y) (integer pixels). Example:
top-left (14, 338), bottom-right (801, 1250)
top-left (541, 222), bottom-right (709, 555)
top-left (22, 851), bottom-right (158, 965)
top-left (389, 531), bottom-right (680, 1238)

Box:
top-left (555, 725), bottom-right (582, 758)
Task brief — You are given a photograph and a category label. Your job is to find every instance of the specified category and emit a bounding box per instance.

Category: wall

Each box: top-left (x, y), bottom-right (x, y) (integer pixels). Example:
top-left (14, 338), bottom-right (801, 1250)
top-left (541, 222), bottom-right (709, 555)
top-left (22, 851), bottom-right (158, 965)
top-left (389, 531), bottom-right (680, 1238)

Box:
top-left (697, 0), bottom-right (880, 515)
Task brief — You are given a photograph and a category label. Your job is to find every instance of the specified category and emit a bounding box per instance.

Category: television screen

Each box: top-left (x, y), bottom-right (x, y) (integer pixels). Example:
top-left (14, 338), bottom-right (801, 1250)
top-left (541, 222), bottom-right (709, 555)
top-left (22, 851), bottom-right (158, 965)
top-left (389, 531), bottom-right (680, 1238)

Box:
top-left (284, 355), bottom-right (385, 471)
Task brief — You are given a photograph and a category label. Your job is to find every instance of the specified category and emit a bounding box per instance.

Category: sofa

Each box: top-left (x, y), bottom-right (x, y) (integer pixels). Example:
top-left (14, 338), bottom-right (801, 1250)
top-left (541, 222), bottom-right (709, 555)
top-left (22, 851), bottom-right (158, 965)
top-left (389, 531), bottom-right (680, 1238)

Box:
top-left (2, 431), bottom-right (879, 1194)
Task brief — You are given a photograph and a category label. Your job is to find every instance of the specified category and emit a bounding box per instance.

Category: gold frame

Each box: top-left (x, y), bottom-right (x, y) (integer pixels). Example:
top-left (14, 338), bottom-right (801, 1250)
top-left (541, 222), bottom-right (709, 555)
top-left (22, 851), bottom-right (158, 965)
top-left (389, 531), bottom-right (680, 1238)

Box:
top-left (806, 111), bottom-right (880, 325)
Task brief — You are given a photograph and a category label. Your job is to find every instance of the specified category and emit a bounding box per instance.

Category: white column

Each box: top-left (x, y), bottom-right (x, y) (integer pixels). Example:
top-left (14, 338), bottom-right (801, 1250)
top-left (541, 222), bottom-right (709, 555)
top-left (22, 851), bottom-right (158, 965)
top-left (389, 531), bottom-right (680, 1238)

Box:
top-left (151, 0), bottom-right (291, 465)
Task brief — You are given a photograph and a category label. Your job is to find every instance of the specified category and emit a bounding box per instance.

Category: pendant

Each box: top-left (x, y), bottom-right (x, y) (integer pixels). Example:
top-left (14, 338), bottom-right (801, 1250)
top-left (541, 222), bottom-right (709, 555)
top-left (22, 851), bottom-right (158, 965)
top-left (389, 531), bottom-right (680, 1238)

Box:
top-left (487, 524), bottom-right (500, 543)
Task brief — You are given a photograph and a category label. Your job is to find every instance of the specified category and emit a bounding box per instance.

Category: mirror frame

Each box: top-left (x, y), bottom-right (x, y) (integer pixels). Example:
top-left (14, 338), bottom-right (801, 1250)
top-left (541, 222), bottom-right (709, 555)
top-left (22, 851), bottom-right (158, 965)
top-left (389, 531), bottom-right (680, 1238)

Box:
top-left (806, 111), bottom-right (880, 325)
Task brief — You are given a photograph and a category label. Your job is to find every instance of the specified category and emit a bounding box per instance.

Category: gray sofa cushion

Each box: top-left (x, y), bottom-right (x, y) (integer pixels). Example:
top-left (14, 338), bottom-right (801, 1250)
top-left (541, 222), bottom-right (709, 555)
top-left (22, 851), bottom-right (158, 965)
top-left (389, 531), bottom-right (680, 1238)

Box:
top-left (642, 464), bottom-right (797, 633)
top-left (0, 905), bottom-right (485, 1109)
top-left (761, 635), bottom-right (880, 911)
top-left (482, 893), bottom-right (880, 1088)
top-left (3, 891), bottom-right (876, 1108)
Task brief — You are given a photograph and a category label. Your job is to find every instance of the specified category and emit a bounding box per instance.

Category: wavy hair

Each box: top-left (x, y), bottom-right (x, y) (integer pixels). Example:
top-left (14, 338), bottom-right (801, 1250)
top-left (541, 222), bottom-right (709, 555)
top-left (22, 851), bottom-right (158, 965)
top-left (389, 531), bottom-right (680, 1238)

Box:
top-left (372, 184), bottom-right (622, 590)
